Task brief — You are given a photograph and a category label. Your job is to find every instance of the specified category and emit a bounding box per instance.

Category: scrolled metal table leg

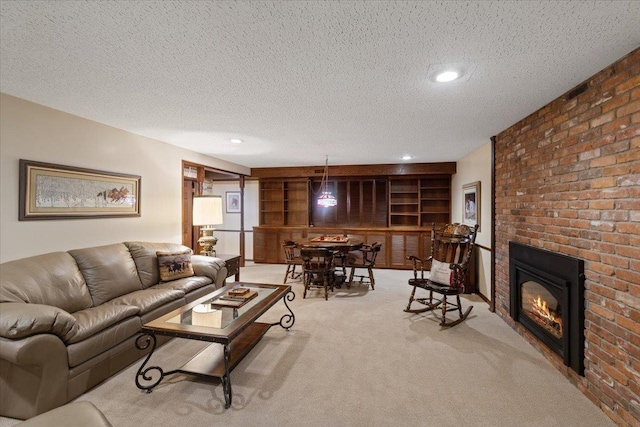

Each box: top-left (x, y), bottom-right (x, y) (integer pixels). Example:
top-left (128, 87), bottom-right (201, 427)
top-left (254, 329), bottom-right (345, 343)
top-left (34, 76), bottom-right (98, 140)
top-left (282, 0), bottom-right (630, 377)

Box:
top-left (222, 344), bottom-right (232, 408)
top-left (134, 333), bottom-right (165, 393)
top-left (274, 290), bottom-right (296, 330)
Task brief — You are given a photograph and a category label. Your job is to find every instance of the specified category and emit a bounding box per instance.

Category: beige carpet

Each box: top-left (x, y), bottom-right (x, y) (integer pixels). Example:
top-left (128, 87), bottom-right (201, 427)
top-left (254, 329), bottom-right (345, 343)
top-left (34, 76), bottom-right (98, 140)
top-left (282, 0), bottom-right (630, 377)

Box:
top-left (1, 263), bottom-right (613, 427)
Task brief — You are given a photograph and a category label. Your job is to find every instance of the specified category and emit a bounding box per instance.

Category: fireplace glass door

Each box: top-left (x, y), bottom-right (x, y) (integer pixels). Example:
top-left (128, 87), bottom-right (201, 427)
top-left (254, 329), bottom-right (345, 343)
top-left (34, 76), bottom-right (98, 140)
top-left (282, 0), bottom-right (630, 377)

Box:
top-left (521, 280), bottom-right (563, 340)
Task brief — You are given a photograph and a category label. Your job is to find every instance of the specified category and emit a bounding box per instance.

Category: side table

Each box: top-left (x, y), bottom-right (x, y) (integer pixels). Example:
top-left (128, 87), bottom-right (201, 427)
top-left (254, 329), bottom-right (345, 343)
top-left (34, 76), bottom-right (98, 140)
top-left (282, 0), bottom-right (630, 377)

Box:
top-left (215, 254), bottom-right (241, 282)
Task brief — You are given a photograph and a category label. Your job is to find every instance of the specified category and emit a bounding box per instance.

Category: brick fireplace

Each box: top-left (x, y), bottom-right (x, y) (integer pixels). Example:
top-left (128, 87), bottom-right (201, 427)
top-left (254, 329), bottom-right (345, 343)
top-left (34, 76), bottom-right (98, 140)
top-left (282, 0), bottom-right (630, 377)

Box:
top-left (494, 47), bottom-right (639, 427)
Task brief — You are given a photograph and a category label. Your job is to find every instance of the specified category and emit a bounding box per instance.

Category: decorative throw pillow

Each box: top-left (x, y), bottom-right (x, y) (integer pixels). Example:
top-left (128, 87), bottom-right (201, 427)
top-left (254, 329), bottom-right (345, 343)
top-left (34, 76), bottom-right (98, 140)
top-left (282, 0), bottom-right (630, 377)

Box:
top-left (429, 260), bottom-right (452, 286)
top-left (157, 250), bottom-right (194, 282)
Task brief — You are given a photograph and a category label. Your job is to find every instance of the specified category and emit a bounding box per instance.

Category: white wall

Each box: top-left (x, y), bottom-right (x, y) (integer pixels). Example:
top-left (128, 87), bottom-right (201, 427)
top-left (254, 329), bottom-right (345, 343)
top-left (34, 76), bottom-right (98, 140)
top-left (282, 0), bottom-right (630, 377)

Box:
top-left (205, 180), bottom-right (259, 259)
top-left (451, 142), bottom-right (492, 300)
top-left (0, 94), bottom-right (250, 262)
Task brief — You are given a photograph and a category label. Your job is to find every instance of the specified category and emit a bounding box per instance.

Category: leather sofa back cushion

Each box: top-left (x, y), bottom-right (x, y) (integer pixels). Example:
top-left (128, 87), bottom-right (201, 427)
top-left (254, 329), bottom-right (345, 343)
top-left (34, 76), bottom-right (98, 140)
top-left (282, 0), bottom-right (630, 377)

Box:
top-left (124, 241), bottom-right (192, 288)
top-left (68, 244), bottom-right (143, 306)
top-left (0, 303), bottom-right (78, 341)
top-left (0, 252), bottom-right (92, 313)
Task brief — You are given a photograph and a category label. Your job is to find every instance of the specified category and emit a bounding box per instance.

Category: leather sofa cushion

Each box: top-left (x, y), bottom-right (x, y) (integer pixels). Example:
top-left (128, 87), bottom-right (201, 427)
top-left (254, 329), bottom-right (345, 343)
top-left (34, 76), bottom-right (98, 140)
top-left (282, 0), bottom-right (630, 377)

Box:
top-left (106, 288), bottom-right (184, 315)
top-left (153, 276), bottom-right (212, 294)
top-left (68, 304), bottom-right (140, 344)
top-left (0, 303), bottom-right (78, 341)
top-left (0, 252), bottom-right (92, 313)
top-left (67, 317), bottom-right (141, 368)
top-left (124, 241), bottom-right (191, 288)
top-left (68, 244), bottom-right (143, 306)
top-left (17, 401), bottom-right (112, 427)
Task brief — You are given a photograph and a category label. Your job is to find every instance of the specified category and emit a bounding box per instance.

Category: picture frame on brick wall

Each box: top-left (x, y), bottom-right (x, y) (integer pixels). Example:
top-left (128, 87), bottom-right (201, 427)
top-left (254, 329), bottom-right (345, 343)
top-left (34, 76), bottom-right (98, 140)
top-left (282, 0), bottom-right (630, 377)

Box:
top-left (462, 181), bottom-right (480, 231)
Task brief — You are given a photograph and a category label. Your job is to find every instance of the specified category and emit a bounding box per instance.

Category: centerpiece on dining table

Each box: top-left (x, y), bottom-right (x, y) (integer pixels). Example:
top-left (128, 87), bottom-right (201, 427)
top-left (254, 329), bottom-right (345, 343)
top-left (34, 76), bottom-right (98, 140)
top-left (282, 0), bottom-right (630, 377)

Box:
top-left (310, 235), bottom-right (349, 243)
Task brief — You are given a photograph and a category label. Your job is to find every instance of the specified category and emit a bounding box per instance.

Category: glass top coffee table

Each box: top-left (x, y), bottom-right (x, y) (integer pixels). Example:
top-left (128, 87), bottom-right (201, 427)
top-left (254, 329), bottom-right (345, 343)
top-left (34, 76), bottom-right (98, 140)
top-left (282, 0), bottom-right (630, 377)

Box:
top-left (134, 282), bottom-right (295, 408)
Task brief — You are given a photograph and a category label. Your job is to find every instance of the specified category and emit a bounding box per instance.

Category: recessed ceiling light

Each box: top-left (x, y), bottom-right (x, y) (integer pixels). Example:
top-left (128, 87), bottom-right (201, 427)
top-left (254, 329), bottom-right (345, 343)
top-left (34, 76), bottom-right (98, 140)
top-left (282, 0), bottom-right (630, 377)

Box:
top-left (230, 138), bottom-right (243, 144)
top-left (435, 71), bottom-right (459, 82)
top-left (401, 155), bottom-right (413, 161)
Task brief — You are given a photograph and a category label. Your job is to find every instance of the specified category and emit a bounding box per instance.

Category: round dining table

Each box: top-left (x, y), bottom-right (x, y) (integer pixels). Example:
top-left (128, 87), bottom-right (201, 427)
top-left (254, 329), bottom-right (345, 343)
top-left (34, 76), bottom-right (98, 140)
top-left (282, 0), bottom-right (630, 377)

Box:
top-left (294, 236), bottom-right (364, 289)
top-left (295, 236), bottom-right (364, 253)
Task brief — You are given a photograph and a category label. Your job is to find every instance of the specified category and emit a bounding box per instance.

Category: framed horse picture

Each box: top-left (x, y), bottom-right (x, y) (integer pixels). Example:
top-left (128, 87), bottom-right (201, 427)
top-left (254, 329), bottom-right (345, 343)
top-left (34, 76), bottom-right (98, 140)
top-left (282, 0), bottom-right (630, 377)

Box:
top-left (226, 191), bottom-right (241, 213)
top-left (19, 159), bottom-right (141, 220)
top-left (462, 181), bottom-right (480, 231)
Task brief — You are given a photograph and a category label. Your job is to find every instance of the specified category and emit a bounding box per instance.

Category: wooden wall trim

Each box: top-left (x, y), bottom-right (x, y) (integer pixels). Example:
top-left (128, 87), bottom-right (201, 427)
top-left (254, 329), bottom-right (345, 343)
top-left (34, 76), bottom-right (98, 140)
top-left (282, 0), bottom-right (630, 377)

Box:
top-left (475, 243), bottom-right (492, 252)
top-left (251, 162), bottom-right (456, 179)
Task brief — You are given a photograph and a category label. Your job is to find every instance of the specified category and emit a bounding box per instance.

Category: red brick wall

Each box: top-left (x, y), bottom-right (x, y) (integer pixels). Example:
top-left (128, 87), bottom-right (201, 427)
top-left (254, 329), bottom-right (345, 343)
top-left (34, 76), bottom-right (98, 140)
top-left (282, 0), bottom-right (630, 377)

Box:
top-left (494, 47), bottom-right (639, 427)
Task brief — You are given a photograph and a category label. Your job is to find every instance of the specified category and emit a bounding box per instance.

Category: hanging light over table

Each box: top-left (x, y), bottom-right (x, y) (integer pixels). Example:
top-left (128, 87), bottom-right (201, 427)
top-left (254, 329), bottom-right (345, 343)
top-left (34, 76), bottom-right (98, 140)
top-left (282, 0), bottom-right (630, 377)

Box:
top-left (317, 155), bottom-right (337, 207)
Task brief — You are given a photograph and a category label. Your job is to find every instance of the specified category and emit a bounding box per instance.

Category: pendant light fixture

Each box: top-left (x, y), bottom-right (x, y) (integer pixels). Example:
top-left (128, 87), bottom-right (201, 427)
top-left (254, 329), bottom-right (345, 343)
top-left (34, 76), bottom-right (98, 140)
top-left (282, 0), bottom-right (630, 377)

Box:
top-left (317, 155), bottom-right (337, 207)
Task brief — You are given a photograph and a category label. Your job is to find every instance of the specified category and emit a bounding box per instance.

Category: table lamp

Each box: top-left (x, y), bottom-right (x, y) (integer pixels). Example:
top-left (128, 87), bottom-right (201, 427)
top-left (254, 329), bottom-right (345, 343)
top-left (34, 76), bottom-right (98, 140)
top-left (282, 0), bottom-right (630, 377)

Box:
top-left (192, 195), bottom-right (223, 256)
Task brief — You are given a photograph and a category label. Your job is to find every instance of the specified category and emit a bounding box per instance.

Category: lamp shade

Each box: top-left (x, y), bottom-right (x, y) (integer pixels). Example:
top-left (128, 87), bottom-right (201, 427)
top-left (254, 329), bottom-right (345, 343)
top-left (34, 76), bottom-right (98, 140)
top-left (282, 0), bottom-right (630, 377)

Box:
top-left (192, 196), bottom-right (223, 226)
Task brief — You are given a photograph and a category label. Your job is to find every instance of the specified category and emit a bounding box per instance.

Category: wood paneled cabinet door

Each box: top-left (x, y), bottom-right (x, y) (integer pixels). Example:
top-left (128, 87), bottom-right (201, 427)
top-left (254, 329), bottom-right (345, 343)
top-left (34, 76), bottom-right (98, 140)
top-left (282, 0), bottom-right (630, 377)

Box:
top-left (389, 232), bottom-right (421, 268)
top-left (253, 228), bottom-right (279, 263)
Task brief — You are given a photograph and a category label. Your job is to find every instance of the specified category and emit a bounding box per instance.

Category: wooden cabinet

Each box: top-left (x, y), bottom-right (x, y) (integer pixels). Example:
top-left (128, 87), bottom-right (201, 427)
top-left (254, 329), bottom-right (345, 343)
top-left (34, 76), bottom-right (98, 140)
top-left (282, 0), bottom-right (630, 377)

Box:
top-left (389, 176), bottom-right (451, 227)
top-left (253, 226), bottom-right (424, 270)
top-left (260, 179), bottom-right (309, 226)
top-left (284, 180), bottom-right (308, 226)
top-left (389, 178), bottom-right (420, 227)
top-left (389, 231), bottom-right (421, 268)
top-left (311, 178), bottom-right (387, 227)
top-left (253, 228), bottom-right (279, 263)
top-left (252, 162), bottom-right (456, 272)
top-left (420, 175), bottom-right (451, 226)
top-left (259, 181), bottom-right (284, 226)
top-left (260, 174), bottom-right (449, 230)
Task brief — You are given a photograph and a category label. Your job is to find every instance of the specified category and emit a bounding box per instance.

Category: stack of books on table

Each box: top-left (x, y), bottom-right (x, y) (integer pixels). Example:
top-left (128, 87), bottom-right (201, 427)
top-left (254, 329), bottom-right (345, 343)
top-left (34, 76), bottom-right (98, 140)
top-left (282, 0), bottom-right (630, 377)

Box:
top-left (215, 287), bottom-right (258, 306)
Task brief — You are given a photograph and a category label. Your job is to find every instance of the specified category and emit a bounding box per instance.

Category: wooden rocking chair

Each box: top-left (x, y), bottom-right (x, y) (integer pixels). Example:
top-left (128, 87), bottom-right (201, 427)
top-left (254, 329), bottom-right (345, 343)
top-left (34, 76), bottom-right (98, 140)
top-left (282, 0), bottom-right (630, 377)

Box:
top-left (404, 223), bottom-right (478, 327)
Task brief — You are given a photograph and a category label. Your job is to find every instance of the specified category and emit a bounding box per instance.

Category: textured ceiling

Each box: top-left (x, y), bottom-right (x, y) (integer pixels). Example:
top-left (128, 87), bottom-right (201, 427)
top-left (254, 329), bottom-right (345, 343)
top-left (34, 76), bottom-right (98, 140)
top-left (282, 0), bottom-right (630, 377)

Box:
top-left (1, 1), bottom-right (639, 168)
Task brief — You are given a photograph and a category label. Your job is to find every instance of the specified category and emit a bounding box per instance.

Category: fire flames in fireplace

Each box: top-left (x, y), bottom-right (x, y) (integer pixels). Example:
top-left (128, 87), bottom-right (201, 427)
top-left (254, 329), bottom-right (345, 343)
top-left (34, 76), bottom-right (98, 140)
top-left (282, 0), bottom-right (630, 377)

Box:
top-left (527, 295), bottom-right (563, 339)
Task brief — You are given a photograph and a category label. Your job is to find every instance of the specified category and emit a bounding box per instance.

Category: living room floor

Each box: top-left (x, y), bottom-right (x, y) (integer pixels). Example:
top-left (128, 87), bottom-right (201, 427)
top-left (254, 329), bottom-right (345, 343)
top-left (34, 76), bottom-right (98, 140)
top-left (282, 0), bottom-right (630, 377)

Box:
top-left (0, 262), bottom-right (614, 427)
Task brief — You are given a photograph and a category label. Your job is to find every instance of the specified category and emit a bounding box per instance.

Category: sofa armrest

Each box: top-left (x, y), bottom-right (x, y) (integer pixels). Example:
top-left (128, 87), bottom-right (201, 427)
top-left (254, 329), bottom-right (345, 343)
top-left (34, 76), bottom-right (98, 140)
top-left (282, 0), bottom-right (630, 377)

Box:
top-left (191, 255), bottom-right (227, 288)
top-left (0, 303), bottom-right (77, 342)
top-left (0, 334), bottom-right (69, 419)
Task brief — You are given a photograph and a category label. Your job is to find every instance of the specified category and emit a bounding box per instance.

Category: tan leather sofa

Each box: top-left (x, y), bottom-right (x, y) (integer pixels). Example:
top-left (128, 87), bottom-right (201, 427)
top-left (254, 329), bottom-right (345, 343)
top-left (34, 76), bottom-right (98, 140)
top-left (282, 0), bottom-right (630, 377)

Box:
top-left (0, 242), bottom-right (227, 420)
top-left (17, 401), bottom-right (112, 427)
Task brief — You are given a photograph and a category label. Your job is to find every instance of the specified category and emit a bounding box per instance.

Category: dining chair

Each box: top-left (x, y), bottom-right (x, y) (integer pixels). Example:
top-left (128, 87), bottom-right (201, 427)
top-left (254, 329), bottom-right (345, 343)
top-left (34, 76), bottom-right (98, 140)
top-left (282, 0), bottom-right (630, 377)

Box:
top-left (281, 240), bottom-right (303, 284)
top-left (346, 242), bottom-right (382, 290)
top-left (300, 248), bottom-right (336, 300)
